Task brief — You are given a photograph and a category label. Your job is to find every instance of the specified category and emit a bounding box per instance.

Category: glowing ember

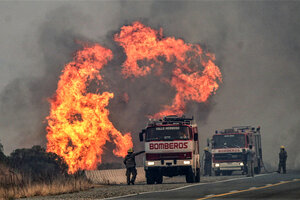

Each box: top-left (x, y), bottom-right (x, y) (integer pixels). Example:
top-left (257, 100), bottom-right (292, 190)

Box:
top-left (46, 44), bottom-right (133, 174)
top-left (114, 21), bottom-right (222, 118)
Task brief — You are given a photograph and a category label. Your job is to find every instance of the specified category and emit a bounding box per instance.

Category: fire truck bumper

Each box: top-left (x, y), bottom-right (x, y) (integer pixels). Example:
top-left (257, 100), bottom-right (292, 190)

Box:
top-left (144, 160), bottom-right (193, 177)
top-left (213, 162), bottom-right (244, 171)
top-left (145, 159), bottom-right (193, 168)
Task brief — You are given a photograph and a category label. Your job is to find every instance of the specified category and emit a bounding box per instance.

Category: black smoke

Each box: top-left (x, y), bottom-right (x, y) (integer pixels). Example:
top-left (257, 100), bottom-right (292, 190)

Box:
top-left (0, 1), bottom-right (300, 169)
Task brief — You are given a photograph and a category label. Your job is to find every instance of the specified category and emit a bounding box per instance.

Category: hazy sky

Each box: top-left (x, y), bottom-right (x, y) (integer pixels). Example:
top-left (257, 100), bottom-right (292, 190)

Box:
top-left (0, 1), bottom-right (300, 169)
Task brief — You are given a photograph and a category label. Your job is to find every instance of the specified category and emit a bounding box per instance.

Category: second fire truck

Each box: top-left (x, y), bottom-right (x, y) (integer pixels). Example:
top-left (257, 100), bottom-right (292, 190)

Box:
top-left (210, 126), bottom-right (262, 176)
top-left (139, 115), bottom-right (200, 184)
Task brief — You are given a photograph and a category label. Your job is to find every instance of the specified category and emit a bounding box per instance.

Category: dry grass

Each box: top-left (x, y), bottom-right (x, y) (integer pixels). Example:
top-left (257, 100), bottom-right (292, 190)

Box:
top-left (0, 164), bottom-right (92, 200)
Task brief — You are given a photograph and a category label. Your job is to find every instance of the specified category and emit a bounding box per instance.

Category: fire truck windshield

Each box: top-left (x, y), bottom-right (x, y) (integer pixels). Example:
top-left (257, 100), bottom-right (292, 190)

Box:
top-left (146, 126), bottom-right (190, 141)
top-left (213, 134), bottom-right (245, 148)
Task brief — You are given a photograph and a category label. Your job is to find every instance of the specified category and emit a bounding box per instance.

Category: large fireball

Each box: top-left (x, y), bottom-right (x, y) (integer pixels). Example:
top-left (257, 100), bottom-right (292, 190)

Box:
top-left (114, 22), bottom-right (222, 118)
top-left (46, 22), bottom-right (222, 174)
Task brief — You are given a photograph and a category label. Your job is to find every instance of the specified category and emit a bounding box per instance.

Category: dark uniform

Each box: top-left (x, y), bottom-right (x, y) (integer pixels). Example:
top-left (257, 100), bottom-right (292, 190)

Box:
top-left (204, 149), bottom-right (212, 176)
top-left (242, 149), bottom-right (248, 175)
top-left (247, 145), bottom-right (255, 177)
top-left (123, 150), bottom-right (145, 185)
top-left (277, 147), bottom-right (287, 174)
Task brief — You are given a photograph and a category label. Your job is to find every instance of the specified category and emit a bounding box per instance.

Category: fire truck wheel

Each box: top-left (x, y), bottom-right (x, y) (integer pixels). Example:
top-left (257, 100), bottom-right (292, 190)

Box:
top-left (214, 171), bottom-right (221, 176)
top-left (155, 174), bottom-right (163, 184)
top-left (146, 170), bottom-right (155, 184)
top-left (185, 168), bottom-right (195, 183)
top-left (195, 168), bottom-right (200, 183)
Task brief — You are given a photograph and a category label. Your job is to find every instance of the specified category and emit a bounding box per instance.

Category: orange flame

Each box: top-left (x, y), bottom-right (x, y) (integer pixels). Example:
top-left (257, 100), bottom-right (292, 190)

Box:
top-left (46, 44), bottom-right (133, 174)
top-left (46, 22), bottom-right (221, 173)
top-left (114, 22), bottom-right (222, 118)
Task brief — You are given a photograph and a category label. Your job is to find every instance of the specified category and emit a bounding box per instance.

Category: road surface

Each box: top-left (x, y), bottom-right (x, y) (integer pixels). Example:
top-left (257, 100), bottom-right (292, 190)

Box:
top-left (114, 171), bottom-right (300, 200)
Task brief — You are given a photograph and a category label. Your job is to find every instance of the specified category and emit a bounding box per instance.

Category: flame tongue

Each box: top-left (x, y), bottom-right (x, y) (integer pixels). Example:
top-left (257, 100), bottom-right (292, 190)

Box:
top-left (46, 22), bottom-right (222, 173)
top-left (114, 22), bottom-right (222, 119)
top-left (46, 44), bottom-right (133, 174)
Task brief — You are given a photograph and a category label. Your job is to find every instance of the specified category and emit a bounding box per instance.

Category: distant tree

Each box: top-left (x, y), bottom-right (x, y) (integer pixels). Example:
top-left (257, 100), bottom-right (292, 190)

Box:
top-left (9, 145), bottom-right (68, 182)
top-left (0, 140), bottom-right (7, 164)
top-left (0, 140), bottom-right (3, 152)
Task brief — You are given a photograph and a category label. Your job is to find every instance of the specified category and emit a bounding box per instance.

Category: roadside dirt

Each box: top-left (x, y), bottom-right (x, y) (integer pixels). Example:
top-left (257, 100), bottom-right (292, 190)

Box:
top-left (25, 174), bottom-right (244, 200)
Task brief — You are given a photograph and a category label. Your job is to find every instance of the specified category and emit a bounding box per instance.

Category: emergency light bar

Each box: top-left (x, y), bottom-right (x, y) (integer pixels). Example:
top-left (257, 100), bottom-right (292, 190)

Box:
top-left (148, 115), bottom-right (194, 126)
top-left (215, 126), bottom-right (261, 134)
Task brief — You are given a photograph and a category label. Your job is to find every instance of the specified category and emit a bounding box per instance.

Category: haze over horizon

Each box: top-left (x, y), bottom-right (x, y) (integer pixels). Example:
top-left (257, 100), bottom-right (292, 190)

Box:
top-left (0, 1), bottom-right (300, 170)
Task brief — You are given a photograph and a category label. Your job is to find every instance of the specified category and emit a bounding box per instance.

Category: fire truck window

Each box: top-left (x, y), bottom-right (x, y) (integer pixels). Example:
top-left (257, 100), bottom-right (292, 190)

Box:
top-left (145, 126), bottom-right (190, 141)
top-left (212, 134), bottom-right (246, 148)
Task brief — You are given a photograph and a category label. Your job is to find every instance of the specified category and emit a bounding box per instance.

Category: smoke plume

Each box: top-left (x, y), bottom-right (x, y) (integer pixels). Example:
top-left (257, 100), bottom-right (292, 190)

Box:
top-left (0, 1), bottom-right (300, 169)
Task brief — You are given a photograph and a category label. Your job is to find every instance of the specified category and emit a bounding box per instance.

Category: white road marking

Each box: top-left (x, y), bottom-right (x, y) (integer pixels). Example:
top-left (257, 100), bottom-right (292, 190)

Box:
top-left (204, 194), bottom-right (215, 197)
top-left (229, 190), bottom-right (238, 193)
top-left (102, 173), bottom-right (272, 199)
top-left (249, 187), bottom-right (257, 189)
top-left (103, 193), bottom-right (137, 200)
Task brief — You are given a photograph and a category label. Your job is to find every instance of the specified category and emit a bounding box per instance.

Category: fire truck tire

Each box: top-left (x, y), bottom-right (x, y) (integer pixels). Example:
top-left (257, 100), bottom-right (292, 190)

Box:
top-left (146, 170), bottom-right (155, 184)
top-left (155, 174), bottom-right (163, 184)
top-left (195, 168), bottom-right (200, 182)
top-left (214, 171), bottom-right (221, 176)
top-left (185, 168), bottom-right (195, 183)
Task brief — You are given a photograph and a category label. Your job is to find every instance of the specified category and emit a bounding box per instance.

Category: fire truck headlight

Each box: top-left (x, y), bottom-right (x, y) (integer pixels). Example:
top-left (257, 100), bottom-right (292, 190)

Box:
top-left (183, 161), bottom-right (191, 165)
top-left (147, 161), bottom-right (155, 166)
top-left (239, 162), bottom-right (244, 166)
top-left (215, 163), bottom-right (220, 167)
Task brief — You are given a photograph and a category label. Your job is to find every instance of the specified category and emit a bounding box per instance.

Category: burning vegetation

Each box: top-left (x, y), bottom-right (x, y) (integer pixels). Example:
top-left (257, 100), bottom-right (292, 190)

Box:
top-left (46, 45), bottom-right (133, 174)
top-left (46, 21), bottom-right (222, 174)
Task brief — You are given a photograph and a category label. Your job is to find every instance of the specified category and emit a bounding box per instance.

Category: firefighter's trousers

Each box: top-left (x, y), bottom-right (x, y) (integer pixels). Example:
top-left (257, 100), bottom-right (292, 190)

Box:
top-left (126, 167), bottom-right (137, 184)
top-left (247, 160), bottom-right (254, 177)
top-left (278, 161), bottom-right (286, 173)
top-left (204, 161), bottom-right (212, 176)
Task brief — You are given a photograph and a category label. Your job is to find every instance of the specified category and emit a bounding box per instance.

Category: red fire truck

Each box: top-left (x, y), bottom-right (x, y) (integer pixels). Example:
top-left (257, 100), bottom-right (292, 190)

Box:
top-left (211, 126), bottom-right (262, 176)
top-left (139, 115), bottom-right (200, 184)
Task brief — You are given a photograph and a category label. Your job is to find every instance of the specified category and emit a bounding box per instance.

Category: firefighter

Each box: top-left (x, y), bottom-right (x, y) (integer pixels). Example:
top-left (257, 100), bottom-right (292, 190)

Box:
top-left (277, 146), bottom-right (287, 174)
top-left (123, 148), bottom-right (145, 185)
top-left (247, 145), bottom-right (255, 177)
top-left (242, 148), bottom-right (248, 175)
top-left (203, 147), bottom-right (212, 176)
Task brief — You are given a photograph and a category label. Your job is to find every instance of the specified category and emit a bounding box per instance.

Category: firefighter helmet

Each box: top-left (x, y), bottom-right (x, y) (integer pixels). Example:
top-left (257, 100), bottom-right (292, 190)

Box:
top-left (280, 145), bottom-right (285, 149)
top-left (204, 147), bottom-right (209, 151)
top-left (128, 148), bottom-right (134, 153)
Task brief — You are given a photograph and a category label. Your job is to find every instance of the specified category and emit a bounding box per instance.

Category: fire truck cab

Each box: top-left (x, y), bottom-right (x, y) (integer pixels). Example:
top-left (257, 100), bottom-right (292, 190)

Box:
top-left (211, 126), bottom-right (262, 176)
top-left (139, 115), bottom-right (200, 184)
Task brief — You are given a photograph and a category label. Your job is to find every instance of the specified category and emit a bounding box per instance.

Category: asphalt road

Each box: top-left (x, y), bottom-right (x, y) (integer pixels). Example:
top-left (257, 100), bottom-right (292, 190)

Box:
top-left (115, 171), bottom-right (300, 200)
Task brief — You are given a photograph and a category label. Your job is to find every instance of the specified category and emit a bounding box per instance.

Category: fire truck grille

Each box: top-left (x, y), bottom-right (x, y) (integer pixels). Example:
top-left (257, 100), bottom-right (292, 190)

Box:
top-left (214, 153), bottom-right (243, 161)
top-left (146, 152), bottom-right (192, 160)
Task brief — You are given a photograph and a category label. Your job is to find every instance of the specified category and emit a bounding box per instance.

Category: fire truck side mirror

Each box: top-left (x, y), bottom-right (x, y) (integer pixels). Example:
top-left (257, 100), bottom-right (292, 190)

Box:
top-left (139, 129), bottom-right (145, 142)
top-left (194, 133), bottom-right (198, 141)
top-left (139, 132), bottom-right (143, 142)
top-left (207, 138), bottom-right (210, 147)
